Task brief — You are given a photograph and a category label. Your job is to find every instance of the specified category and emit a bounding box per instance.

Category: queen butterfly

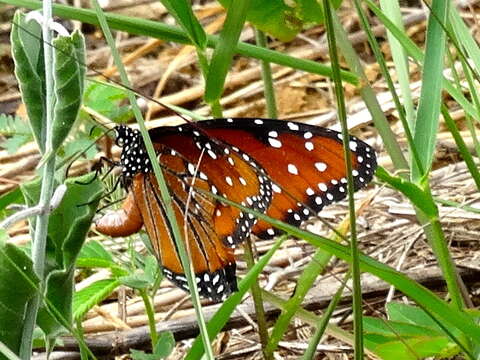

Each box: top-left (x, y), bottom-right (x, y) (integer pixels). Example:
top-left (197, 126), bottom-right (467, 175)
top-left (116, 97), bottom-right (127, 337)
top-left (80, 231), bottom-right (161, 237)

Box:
top-left (95, 118), bottom-right (377, 301)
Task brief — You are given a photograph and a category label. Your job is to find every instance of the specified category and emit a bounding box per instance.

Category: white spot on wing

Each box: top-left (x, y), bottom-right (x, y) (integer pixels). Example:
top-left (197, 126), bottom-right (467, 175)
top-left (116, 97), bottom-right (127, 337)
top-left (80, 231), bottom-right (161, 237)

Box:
top-left (315, 162), bottom-right (327, 172)
top-left (268, 138), bottom-right (282, 148)
top-left (287, 164), bottom-right (298, 175)
top-left (349, 140), bottom-right (358, 151)
top-left (287, 122), bottom-right (299, 131)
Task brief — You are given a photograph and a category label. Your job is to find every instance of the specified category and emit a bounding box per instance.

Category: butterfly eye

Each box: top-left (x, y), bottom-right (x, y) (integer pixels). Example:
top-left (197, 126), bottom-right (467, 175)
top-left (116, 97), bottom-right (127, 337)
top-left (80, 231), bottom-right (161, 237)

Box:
top-left (116, 137), bottom-right (124, 147)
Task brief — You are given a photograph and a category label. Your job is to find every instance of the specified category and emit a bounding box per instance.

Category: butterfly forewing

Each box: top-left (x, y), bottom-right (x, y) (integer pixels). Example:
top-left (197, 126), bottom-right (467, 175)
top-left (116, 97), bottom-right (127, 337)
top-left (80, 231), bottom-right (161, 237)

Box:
top-left (192, 119), bottom-right (377, 239)
top-left (150, 128), bottom-right (273, 246)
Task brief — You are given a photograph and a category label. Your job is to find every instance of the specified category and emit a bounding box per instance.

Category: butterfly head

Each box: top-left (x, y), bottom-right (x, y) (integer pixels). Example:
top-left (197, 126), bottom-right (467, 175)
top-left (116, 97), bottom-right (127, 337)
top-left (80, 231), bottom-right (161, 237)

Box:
top-left (114, 125), bottom-right (139, 148)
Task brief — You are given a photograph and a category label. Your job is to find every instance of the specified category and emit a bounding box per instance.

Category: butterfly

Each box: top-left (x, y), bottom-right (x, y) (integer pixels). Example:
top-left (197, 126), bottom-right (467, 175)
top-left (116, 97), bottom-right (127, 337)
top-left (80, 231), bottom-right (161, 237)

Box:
top-left (95, 118), bottom-right (377, 301)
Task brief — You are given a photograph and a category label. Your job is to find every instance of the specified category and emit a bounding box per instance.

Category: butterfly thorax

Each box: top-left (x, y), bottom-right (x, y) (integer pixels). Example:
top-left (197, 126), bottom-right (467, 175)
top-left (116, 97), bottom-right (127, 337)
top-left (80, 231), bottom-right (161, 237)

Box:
top-left (115, 126), bottom-right (151, 184)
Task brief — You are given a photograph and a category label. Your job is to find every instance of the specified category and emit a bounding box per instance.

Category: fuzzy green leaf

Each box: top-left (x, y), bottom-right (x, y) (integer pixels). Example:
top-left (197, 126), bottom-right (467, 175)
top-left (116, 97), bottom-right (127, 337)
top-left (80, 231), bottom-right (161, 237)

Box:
top-left (0, 240), bottom-right (39, 360)
top-left (21, 174), bottom-right (102, 337)
top-left (51, 30), bottom-right (86, 153)
top-left (10, 11), bottom-right (46, 153)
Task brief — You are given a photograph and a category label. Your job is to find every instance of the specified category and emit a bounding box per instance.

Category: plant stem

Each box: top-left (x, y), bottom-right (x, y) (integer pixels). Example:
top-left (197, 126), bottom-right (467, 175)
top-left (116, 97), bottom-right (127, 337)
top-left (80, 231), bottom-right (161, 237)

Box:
top-left (75, 318), bottom-right (88, 360)
top-left (20, 1), bottom-right (57, 358)
top-left (91, 2), bottom-right (214, 358)
top-left (415, 204), bottom-right (465, 310)
top-left (301, 271), bottom-right (351, 360)
top-left (140, 289), bottom-right (158, 347)
top-left (243, 239), bottom-right (272, 360)
top-left (255, 29), bottom-right (277, 118)
top-left (0, 340), bottom-right (21, 360)
top-left (323, 0), bottom-right (363, 358)
top-left (196, 48), bottom-right (223, 118)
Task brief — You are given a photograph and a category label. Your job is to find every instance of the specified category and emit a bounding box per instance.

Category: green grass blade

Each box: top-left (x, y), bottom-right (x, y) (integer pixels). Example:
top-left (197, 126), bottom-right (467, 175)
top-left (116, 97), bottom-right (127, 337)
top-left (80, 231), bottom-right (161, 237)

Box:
top-left (2, 0), bottom-right (358, 84)
top-left (184, 237), bottom-right (285, 360)
top-left (442, 107), bottom-right (480, 190)
top-left (449, 6), bottom-right (480, 83)
top-left (364, 0), bottom-right (479, 123)
top-left (354, 0), bottom-right (422, 174)
top-left (323, 1), bottom-right (363, 357)
top-left (91, 2), bottom-right (214, 358)
top-left (204, 0), bottom-right (250, 104)
top-left (265, 247), bottom-right (333, 356)
top-left (158, 0), bottom-right (206, 49)
top-left (302, 271), bottom-right (351, 360)
top-left (412, 0), bottom-right (449, 180)
top-left (255, 29), bottom-right (277, 118)
top-left (331, 11), bottom-right (408, 172)
top-left (379, 0), bottom-right (415, 130)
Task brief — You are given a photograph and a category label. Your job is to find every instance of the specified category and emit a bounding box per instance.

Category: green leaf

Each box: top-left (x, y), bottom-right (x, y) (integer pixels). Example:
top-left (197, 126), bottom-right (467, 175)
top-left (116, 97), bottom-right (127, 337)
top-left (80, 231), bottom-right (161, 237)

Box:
top-left (218, 0), bottom-right (342, 41)
top-left (387, 303), bottom-right (445, 332)
top-left (10, 11), bottom-right (46, 153)
top-left (0, 188), bottom-right (24, 220)
top-left (375, 167), bottom-right (438, 217)
top-left (82, 81), bottom-right (132, 123)
top-left (0, 113), bottom-right (32, 155)
top-left (77, 240), bottom-right (113, 262)
top-left (204, 0), bottom-right (251, 104)
top-left (0, 113), bottom-right (32, 135)
top-left (3, 135), bottom-right (30, 154)
top-left (159, 0), bottom-right (206, 49)
top-left (50, 30), bottom-right (86, 153)
top-left (152, 331), bottom-right (175, 358)
top-left (364, 317), bottom-right (442, 338)
top-left (62, 137), bottom-right (97, 161)
top-left (119, 271), bottom-right (151, 290)
top-left (73, 279), bottom-right (120, 321)
top-left (0, 242), bottom-right (39, 360)
top-left (412, 0), bottom-right (449, 179)
top-left (21, 174), bottom-right (103, 338)
top-left (130, 331), bottom-right (175, 360)
top-left (363, 317), bottom-right (459, 360)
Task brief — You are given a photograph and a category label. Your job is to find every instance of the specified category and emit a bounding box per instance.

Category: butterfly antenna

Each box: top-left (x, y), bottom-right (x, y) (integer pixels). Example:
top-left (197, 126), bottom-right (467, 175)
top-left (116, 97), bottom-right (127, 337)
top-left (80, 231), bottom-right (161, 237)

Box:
top-left (65, 128), bottom-right (117, 179)
top-left (12, 20), bottom-right (193, 125)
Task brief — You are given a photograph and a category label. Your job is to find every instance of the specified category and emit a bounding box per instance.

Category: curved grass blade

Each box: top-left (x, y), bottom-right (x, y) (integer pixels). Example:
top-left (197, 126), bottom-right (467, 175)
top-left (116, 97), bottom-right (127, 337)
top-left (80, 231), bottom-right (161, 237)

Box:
top-left (204, 0), bottom-right (250, 104)
top-left (2, 0), bottom-right (357, 84)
